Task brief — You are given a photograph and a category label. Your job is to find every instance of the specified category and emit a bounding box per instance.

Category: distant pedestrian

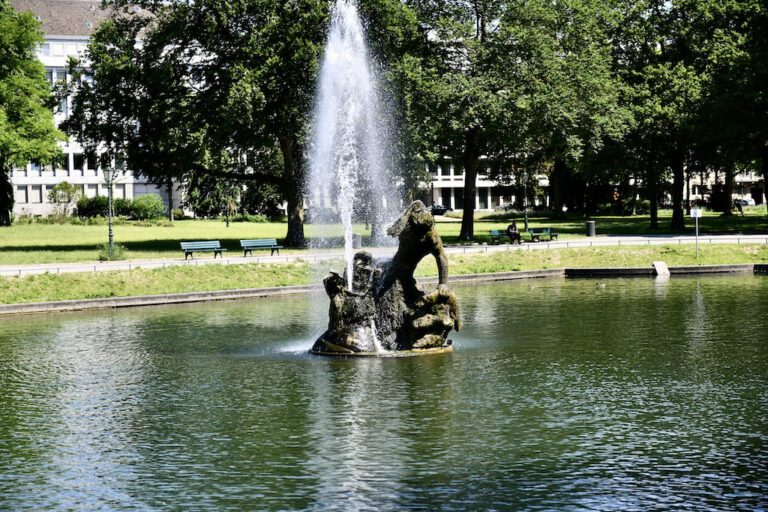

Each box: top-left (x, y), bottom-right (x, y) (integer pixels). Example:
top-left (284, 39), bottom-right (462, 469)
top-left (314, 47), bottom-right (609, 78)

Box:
top-left (735, 201), bottom-right (744, 216)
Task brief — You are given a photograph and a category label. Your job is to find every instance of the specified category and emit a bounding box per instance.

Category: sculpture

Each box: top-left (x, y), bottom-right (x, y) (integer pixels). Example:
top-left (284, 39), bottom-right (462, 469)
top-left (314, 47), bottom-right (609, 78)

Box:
top-left (311, 200), bottom-right (462, 355)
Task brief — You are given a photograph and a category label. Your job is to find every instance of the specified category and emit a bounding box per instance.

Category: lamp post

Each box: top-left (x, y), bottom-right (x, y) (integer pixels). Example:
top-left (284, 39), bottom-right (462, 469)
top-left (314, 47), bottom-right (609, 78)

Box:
top-left (103, 165), bottom-right (115, 258)
top-left (522, 170), bottom-right (529, 231)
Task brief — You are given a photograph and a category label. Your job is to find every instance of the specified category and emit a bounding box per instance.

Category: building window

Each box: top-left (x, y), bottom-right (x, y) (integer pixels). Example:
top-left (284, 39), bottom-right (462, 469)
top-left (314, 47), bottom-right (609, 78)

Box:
top-left (440, 165), bottom-right (450, 176)
top-left (45, 185), bottom-right (54, 201)
top-left (40, 44), bottom-right (50, 57)
top-left (478, 187), bottom-right (489, 209)
top-left (73, 154), bottom-right (85, 174)
top-left (114, 184), bottom-right (126, 199)
top-left (86, 154), bottom-right (98, 173)
top-left (454, 189), bottom-right (464, 209)
top-left (30, 185), bottom-right (42, 203)
top-left (30, 160), bottom-right (41, 172)
top-left (441, 188), bottom-right (451, 207)
top-left (86, 184), bottom-right (98, 198)
top-left (15, 186), bottom-right (28, 204)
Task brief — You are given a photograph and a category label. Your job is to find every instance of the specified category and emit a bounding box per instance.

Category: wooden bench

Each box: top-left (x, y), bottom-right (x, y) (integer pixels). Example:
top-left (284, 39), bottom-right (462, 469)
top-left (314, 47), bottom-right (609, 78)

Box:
top-left (180, 241), bottom-right (227, 260)
top-left (489, 230), bottom-right (512, 245)
top-left (528, 227), bottom-right (558, 242)
top-left (240, 239), bottom-right (283, 257)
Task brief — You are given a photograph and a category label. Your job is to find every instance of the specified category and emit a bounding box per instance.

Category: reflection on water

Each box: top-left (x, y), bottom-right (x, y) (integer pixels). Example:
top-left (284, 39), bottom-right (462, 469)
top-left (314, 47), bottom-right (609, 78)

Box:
top-left (1, 277), bottom-right (767, 510)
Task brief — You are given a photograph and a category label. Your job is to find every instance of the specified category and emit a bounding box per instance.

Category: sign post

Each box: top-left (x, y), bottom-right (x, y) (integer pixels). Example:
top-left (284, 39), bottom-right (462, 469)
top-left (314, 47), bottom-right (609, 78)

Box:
top-left (691, 209), bottom-right (703, 259)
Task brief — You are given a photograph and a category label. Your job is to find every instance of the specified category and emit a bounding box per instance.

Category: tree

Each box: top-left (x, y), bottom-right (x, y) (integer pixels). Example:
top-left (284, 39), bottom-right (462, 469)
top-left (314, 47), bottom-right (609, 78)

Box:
top-left (398, 0), bottom-right (511, 240)
top-left (47, 180), bottom-right (82, 217)
top-left (68, 1), bottom-right (332, 246)
top-left (0, 0), bottom-right (65, 225)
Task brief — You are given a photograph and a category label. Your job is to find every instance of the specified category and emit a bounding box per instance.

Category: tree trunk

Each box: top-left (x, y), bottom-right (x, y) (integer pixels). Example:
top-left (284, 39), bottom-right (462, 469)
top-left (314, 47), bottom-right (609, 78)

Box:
top-left (647, 157), bottom-right (658, 229)
top-left (685, 169), bottom-right (691, 215)
top-left (722, 164), bottom-right (735, 215)
top-left (670, 148), bottom-right (685, 230)
top-left (167, 178), bottom-right (174, 222)
top-left (763, 144), bottom-right (768, 213)
top-left (551, 158), bottom-right (567, 219)
top-left (279, 135), bottom-right (306, 247)
top-left (0, 163), bottom-right (13, 226)
top-left (458, 132), bottom-right (479, 241)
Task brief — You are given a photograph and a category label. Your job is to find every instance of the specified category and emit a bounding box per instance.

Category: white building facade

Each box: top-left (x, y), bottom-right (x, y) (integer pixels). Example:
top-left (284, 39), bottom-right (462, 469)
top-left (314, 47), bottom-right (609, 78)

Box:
top-left (9, 0), bottom-right (172, 218)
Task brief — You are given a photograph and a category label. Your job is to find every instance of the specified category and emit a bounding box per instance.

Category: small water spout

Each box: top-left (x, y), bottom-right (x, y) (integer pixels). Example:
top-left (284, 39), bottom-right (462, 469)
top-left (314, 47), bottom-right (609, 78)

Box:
top-left (370, 318), bottom-right (386, 354)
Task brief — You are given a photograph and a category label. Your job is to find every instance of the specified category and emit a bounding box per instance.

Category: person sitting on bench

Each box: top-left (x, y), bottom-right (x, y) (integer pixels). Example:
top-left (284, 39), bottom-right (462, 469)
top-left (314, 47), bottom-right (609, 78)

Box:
top-left (506, 221), bottom-right (522, 244)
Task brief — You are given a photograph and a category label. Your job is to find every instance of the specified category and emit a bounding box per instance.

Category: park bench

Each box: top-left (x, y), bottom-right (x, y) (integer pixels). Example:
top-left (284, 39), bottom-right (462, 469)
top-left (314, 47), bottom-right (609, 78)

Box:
top-left (240, 238), bottom-right (283, 257)
top-left (489, 229), bottom-right (512, 245)
top-left (528, 227), bottom-right (558, 242)
top-left (180, 241), bottom-right (227, 260)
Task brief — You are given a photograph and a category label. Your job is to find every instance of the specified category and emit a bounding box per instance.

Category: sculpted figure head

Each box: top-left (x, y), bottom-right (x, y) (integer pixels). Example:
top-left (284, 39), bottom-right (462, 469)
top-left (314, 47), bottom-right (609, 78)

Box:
top-left (386, 200), bottom-right (433, 238)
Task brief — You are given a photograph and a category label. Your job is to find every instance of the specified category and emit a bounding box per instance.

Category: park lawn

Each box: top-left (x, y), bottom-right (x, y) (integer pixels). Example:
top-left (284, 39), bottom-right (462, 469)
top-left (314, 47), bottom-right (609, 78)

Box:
top-left (2, 243), bottom-right (767, 304)
top-left (1, 209), bottom-right (766, 265)
top-left (435, 208), bottom-right (768, 244)
top-left (0, 220), bottom-right (368, 265)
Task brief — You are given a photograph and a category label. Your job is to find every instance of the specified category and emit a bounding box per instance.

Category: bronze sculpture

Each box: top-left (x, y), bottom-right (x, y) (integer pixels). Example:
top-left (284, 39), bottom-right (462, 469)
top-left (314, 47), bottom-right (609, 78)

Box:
top-left (311, 200), bottom-right (461, 355)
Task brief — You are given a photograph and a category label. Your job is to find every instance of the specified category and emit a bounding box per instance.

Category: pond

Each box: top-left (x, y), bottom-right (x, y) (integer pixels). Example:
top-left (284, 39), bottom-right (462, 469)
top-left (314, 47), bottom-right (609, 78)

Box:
top-left (1, 276), bottom-right (766, 511)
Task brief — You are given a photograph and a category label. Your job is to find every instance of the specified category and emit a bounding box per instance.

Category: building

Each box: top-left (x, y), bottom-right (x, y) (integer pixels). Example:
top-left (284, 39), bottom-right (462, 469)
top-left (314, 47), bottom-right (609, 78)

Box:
top-left (427, 161), bottom-right (763, 212)
top-left (9, 0), bottom-right (174, 218)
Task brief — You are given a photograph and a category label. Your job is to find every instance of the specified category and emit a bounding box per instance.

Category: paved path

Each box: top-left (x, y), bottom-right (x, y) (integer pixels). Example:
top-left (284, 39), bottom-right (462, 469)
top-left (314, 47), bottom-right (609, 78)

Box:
top-left (1, 233), bottom-right (767, 277)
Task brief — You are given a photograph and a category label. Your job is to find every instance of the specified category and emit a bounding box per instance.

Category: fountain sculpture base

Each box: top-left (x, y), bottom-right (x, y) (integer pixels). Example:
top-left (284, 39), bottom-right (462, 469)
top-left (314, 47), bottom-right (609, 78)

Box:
top-left (310, 343), bottom-right (453, 358)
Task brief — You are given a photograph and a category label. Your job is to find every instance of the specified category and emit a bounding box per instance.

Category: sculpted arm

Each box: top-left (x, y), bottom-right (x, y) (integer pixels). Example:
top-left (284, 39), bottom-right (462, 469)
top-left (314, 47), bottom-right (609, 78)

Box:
top-left (429, 232), bottom-right (449, 286)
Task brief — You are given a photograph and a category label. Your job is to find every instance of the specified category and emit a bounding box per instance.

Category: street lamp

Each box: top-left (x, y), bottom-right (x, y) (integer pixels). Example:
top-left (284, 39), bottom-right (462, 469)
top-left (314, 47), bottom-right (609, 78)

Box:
top-left (103, 164), bottom-right (116, 258)
top-left (522, 170), bottom-right (529, 231)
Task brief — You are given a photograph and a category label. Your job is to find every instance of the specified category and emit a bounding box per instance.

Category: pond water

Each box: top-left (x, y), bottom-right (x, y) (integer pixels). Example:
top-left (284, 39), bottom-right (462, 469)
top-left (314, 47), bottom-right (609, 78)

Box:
top-left (1, 276), bottom-right (767, 511)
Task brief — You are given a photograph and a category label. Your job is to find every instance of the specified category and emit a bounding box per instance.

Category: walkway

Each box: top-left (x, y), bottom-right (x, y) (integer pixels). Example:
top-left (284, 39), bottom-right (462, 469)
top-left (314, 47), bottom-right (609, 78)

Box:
top-left (1, 233), bottom-right (767, 277)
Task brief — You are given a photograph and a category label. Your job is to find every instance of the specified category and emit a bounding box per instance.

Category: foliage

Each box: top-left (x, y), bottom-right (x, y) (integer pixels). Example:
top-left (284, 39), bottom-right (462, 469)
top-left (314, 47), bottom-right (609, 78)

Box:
top-left (112, 197), bottom-right (133, 217)
top-left (240, 182), bottom-right (284, 218)
top-left (130, 193), bottom-right (165, 220)
top-left (98, 242), bottom-right (126, 261)
top-left (47, 181), bottom-right (82, 217)
top-left (231, 213), bottom-right (268, 223)
top-left (76, 195), bottom-right (109, 218)
top-left (0, 0), bottom-right (66, 225)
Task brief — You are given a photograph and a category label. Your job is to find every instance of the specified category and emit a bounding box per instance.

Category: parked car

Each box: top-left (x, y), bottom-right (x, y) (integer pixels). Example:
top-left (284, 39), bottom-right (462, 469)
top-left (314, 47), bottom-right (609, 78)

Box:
top-left (430, 204), bottom-right (452, 216)
top-left (734, 198), bottom-right (756, 207)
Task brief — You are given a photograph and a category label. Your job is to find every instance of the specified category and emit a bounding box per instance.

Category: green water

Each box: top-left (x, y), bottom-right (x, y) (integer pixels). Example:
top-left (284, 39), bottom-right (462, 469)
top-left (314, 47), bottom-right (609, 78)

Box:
top-left (1, 276), bottom-right (766, 510)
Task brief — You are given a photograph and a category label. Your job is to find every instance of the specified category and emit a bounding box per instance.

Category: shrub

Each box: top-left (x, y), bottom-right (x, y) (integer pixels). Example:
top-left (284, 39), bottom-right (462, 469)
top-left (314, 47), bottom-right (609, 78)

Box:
top-left (98, 242), bottom-right (126, 261)
top-left (131, 193), bottom-right (166, 220)
top-left (231, 212), bottom-right (268, 223)
top-left (171, 208), bottom-right (188, 220)
top-left (113, 198), bottom-right (133, 217)
top-left (76, 196), bottom-right (109, 218)
top-left (47, 181), bottom-right (82, 217)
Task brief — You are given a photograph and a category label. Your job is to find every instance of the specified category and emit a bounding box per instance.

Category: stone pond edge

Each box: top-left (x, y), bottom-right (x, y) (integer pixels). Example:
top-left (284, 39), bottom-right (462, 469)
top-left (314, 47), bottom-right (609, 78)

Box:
top-left (2, 263), bottom-right (767, 316)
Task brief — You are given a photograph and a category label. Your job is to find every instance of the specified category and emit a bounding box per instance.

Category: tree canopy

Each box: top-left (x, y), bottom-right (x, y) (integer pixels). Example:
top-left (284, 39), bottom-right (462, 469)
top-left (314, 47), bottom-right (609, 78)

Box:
top-left (60, 0), bottom-right (767, 235)
top-left (0, 0), bottom-right (65, 225)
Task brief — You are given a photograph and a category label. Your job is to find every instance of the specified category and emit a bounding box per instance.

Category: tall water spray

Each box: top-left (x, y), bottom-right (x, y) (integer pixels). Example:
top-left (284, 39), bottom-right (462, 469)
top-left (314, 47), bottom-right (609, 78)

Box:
top-left (307, 0), bottom-right (396, 288)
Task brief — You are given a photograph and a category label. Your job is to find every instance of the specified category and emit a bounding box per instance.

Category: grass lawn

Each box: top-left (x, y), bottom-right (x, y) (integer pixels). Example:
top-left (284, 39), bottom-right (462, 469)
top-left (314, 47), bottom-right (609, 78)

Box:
top-left (0, 208), bottom-right (766, 265)
top-left (2, 243), bottom-right (767, 304)
top-left (437, 207), bottom-right (768, 241)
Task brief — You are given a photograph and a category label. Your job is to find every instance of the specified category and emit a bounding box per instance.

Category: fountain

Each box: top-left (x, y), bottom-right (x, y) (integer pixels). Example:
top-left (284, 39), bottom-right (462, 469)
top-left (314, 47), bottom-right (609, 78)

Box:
top-left (307, 1), bottom-right (461, 356)
top-left (310, 201), bottom-right (462, 356)
top-left (307, 0), bottom-right (395, 284)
